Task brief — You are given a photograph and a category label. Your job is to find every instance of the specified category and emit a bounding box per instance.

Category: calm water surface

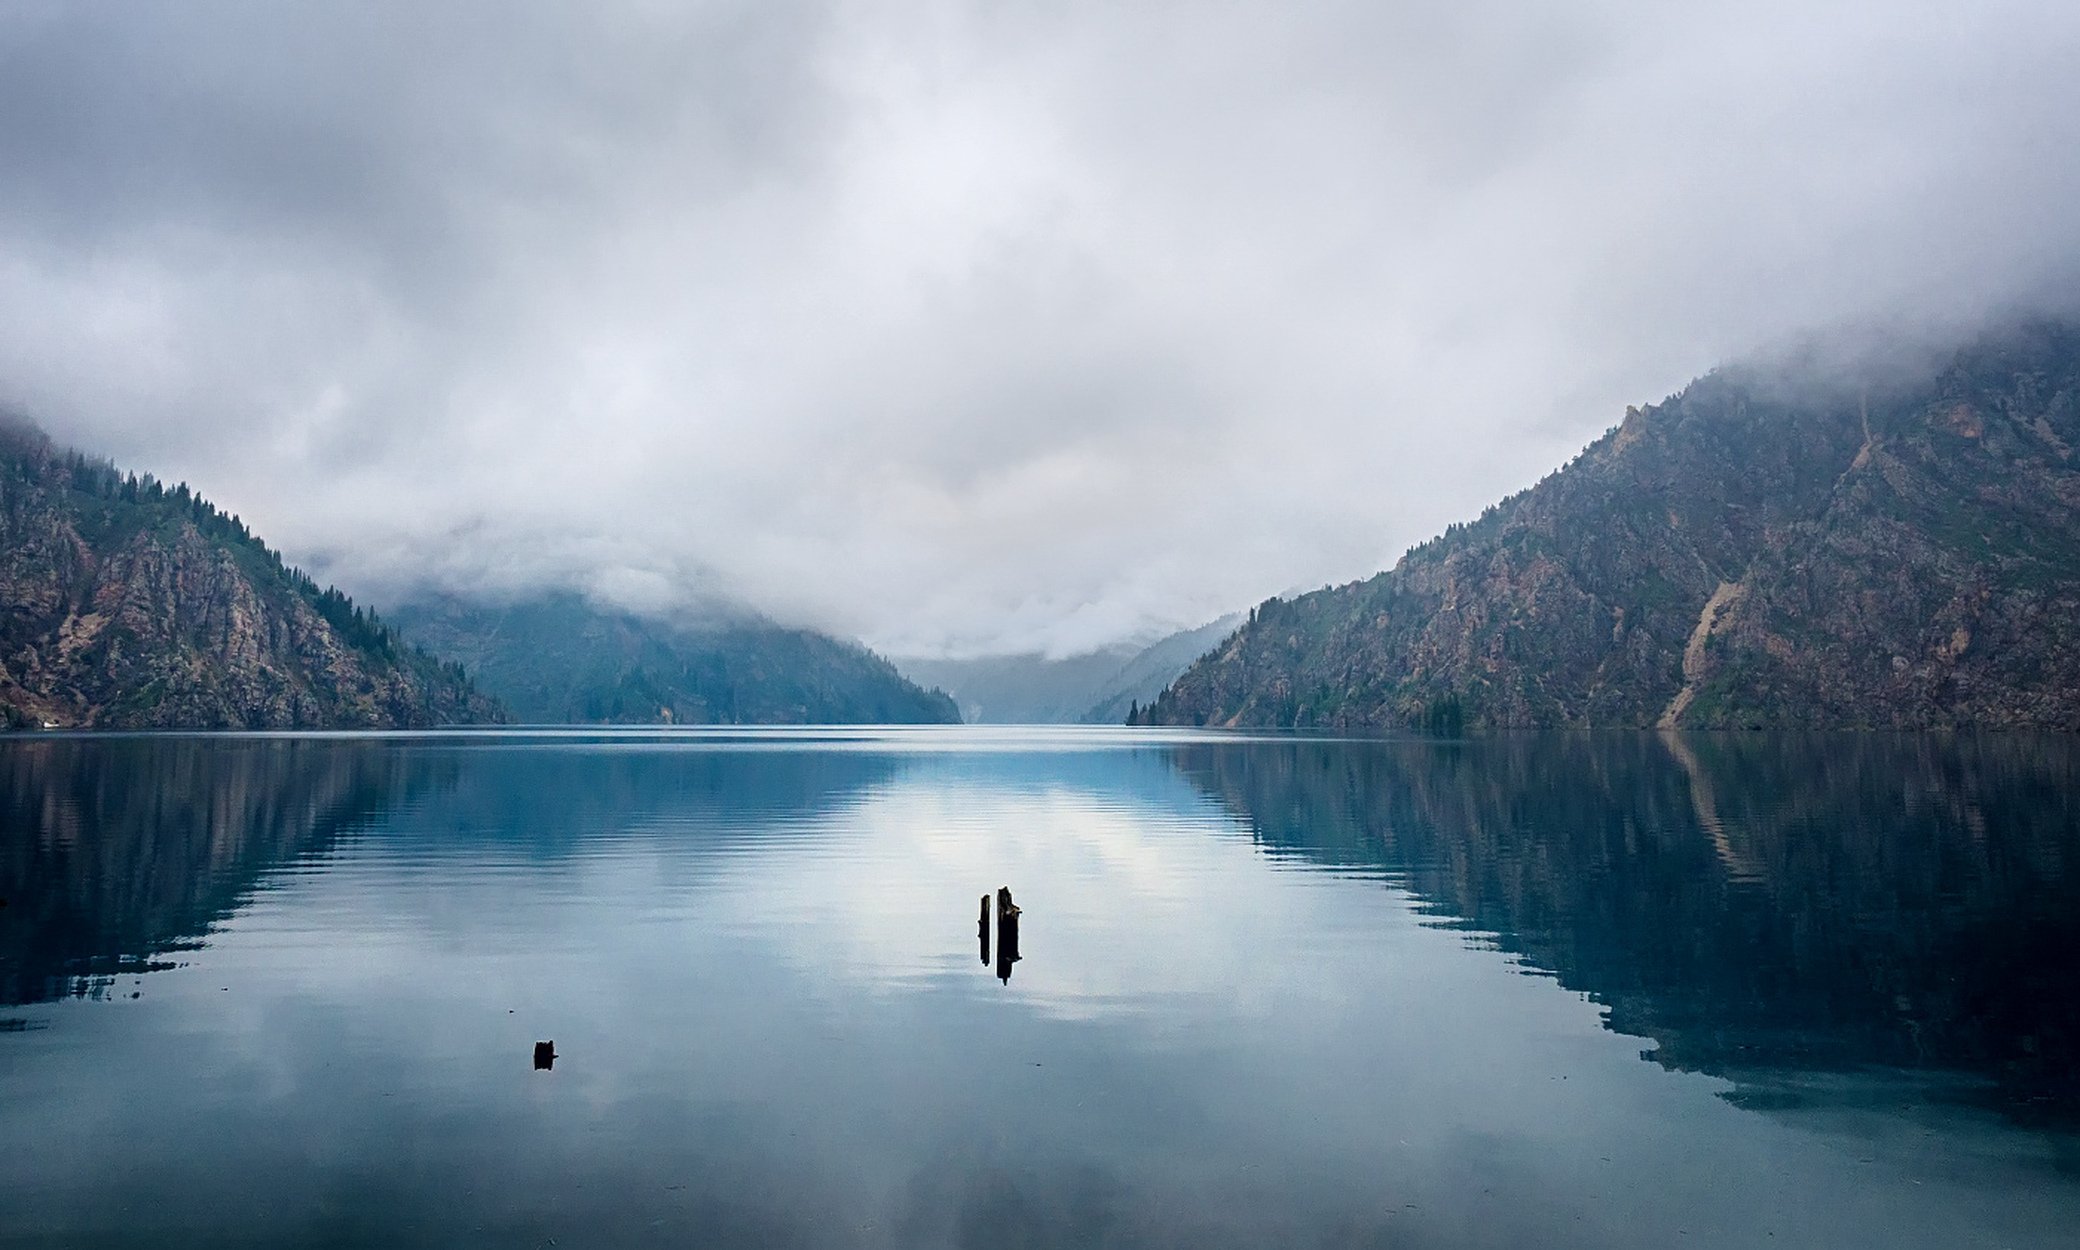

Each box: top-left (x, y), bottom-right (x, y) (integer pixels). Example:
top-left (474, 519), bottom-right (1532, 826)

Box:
top-left (1, 728), bottom-right (2077, 1248)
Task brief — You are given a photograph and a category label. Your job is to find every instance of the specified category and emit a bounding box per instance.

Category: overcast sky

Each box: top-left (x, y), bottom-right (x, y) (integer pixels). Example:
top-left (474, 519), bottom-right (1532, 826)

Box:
top-left (4, 1), bottom-right (2078, 658)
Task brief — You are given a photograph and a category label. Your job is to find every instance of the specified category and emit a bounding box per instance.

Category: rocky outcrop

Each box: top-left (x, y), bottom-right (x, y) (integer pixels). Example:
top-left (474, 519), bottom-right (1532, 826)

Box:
top-left (0, 418), bottom-right (501, 729)
top-left (1147, 320), bottom-right (2080, 730)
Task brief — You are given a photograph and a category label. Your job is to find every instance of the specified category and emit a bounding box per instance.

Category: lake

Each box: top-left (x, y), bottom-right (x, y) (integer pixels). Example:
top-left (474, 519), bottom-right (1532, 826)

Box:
top-left (2, 728), bottom-right (2077, 1248)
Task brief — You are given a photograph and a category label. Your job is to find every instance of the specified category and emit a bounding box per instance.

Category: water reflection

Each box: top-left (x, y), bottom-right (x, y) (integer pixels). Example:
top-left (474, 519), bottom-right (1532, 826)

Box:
top-left (1, 729), bottom-right (2075, 1248)
top-left (1173, 732), bottom-right (2080, 1128)
top-left (0, 737), bottom-right (445, 1006)
top-left (0, 736), bottom-right (905, 1009)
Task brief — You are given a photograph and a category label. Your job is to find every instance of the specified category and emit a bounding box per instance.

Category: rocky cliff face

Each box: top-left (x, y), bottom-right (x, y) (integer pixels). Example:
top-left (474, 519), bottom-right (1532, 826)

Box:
top-left (1148, 320), bottom-right (2080, 730)
top-left (0, 419), bottom-right (501, 729)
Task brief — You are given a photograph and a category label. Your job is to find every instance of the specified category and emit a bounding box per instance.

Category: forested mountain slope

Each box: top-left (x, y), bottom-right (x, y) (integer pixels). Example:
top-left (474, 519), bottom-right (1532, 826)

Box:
top-left (1147, 321), bottom-right (2080, 730)
top-left (0, 418), bottom-right (498, 729)
top-left (389, 593), bottom-right (961, 725)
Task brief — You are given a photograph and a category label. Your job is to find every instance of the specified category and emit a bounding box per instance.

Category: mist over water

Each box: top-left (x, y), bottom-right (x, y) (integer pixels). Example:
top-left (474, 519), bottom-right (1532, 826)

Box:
top-left (2, 728), bottom-right (2076, 1247)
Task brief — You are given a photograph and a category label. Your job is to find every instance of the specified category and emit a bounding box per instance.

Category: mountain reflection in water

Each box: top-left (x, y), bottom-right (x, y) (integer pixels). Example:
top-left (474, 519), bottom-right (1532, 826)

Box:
top-left (0, 736), bottom-right (903, 1008)
top-left (1174, 732), bottom-right (2080, 1128)
top-left (1, 728), bottom-right (2076, 1249)
top-left (0, 737), bottom-right (447, 1006)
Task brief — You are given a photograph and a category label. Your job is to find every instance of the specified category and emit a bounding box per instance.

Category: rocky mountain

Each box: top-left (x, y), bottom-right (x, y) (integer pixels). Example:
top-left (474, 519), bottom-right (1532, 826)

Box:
top-left (0, 418), bottom-right (499, 729)
top-left (387, 592), bottom-right (961, 725)
top-left (898, 614), bottom-right (1241, 724)
top-left (1146, 319), bottom-right (2080, 730)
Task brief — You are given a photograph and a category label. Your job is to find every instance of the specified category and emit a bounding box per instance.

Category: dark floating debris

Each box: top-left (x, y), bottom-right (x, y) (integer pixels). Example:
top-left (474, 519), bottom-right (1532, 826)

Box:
top-left (533, 1040), bottom-right (556, 1071)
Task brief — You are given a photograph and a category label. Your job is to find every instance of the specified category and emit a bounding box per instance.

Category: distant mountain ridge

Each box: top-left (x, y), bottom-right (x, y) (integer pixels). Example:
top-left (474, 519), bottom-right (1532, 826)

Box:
top-left (1079, 614), bottom-right (1242, 724)
top-left (0, 417), bottom-right (499, 729)
top-left (388, 592), bottom-right (960, 725)
top-left (897, 614), bottom-right (1241, 724)
top-left (1146, 319), bottom-right (2080, 730)
top-left (897, 646), bottom-right (1136, 724)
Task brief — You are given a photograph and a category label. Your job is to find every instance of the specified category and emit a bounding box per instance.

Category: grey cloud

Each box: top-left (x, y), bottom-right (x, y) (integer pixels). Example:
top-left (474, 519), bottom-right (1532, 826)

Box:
top-left (3, 0), bottom-right (2078, 657)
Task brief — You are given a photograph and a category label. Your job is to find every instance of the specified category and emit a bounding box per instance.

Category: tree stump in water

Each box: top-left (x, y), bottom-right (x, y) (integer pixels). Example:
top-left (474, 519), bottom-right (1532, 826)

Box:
top-left (978, 894), bottom-right (991, 964)
top-left (995, 887), bottom-right (1022, 984)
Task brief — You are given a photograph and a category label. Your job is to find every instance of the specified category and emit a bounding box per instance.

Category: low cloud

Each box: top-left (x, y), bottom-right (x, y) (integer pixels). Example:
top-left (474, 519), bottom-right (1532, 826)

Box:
top-left (3, 0), bottom-right (2078, 656)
